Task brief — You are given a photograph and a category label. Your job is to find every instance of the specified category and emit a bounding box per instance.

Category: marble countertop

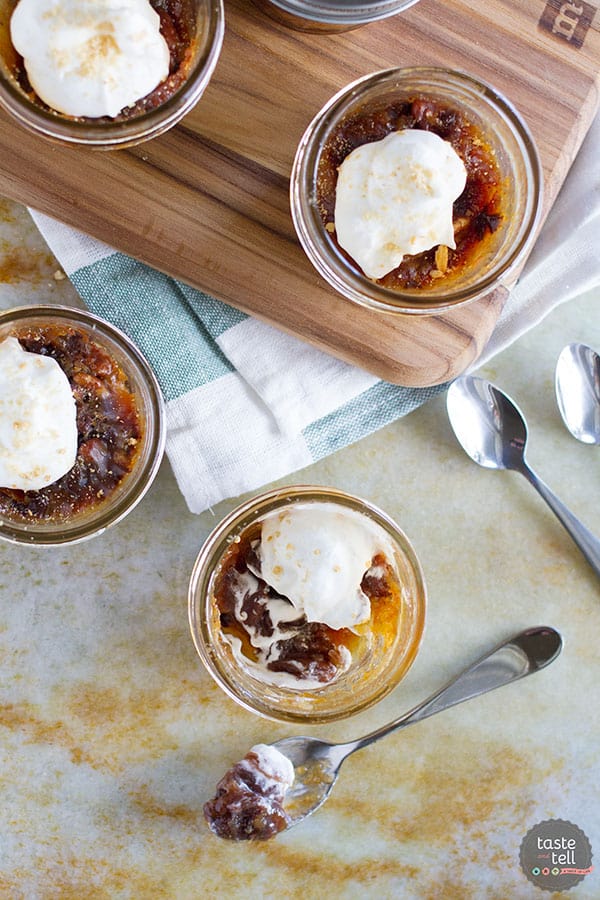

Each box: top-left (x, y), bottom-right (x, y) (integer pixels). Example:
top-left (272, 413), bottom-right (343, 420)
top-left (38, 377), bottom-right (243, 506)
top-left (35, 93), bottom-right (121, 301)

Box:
top-left (0, 199), bottom-right (599, 899)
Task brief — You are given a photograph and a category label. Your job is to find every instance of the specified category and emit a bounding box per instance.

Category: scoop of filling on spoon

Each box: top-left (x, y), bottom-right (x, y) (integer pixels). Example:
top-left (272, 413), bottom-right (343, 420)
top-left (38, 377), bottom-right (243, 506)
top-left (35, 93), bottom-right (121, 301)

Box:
top-left (334, 129), bottom-right (467, 279)
top-left (204, 744), bottom-right (295, 841)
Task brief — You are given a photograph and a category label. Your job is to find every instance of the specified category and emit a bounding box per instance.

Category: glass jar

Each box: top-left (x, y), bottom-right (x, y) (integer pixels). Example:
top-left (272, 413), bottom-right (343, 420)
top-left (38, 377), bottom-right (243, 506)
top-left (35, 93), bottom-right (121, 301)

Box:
top-left (290, 67), bottom-right (543, 314)
top-left (188, 485), bottom-right (427, 724)
top-left (0, 305), bottom-right (166, 545)
top-left (0, 0), bottom-right (224, 148)
top-left (252, 0), bottom-right (421, 32)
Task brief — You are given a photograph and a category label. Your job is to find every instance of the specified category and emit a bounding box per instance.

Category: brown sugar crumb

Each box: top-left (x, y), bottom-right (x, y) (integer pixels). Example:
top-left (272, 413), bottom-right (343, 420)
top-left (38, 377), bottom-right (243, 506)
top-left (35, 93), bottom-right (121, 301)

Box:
top-left (434, 244), bottom-right (449, 274)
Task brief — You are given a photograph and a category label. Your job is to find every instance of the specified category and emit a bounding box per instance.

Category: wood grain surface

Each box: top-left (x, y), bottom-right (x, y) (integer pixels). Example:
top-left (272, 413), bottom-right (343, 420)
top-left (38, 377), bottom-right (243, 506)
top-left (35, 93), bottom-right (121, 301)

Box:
top-left (0, 0), bottom-right (598, 386)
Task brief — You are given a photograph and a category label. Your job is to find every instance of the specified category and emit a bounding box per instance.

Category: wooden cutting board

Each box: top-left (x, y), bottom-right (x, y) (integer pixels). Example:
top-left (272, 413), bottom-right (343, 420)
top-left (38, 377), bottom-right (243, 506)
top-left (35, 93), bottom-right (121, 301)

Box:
top-left (0, 0), bottom-right (598, 386)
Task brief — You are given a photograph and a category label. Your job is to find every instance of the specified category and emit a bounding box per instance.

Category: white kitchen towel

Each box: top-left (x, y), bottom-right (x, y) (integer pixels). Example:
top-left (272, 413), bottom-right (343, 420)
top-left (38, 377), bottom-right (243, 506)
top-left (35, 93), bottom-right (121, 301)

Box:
top-left (30, 111), bottom-right (600, 514)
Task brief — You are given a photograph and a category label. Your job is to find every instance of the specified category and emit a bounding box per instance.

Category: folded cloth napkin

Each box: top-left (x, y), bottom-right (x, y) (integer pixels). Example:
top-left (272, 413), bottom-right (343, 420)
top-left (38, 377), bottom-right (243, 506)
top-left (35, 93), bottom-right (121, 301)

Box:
top-left (30, 112), bottom-right (600, 514)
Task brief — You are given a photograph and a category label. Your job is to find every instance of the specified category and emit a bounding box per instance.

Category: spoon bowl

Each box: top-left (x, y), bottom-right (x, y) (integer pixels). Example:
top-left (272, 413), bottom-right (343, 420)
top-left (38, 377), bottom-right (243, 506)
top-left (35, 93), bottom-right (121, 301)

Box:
top-left (447, 375), bottom-right (600, 579)
top-left (272, 626), bottom-right (562, 830)
top-left (555, 342), bottom-right (600, 445)
top-left (446, 375), bottom-right (528, 471)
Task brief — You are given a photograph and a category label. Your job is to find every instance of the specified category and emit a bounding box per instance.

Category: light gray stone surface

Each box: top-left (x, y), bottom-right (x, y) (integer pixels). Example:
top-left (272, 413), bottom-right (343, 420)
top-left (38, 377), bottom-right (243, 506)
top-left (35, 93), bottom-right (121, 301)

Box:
top-left (0, 200), bottom-right (598, 898)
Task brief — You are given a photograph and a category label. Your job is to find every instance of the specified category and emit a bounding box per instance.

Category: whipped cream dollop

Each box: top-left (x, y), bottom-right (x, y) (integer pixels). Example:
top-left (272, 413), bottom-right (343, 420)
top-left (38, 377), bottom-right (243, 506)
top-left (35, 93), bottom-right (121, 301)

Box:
top-left (334, 129), bottom-right (467, 279)
top-left (260, 503), bottom-right (394, 630)
top-left (10, 0), bottom-right (170, 118)
top-left (241, 744), bottom-right (295, 797)
top-left (0, 337), bottom-right (77, 491)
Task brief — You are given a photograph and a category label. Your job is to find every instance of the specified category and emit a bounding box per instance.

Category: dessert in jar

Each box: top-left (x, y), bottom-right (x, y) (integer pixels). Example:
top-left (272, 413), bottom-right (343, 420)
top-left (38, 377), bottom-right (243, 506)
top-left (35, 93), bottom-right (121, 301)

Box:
top-left (0, 306), bottom-right (165, 545)
top-left (291, 67), bottom-right (543, 314)
top-left (0, 0), bottom-right (224, 146)
top-left (252, 0), bottom-right (421, 32)
top-left (213, 501), bottom-right (403, 688)
top-left (188, 486), bottom-right (426, 724)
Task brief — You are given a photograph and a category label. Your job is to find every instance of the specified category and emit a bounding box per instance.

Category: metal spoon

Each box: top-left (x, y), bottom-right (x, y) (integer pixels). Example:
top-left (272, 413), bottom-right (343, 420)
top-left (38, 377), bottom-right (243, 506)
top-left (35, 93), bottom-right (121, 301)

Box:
top-left (275, 626), bottom-right (561, 830)
top-left (446, 374), bottom-right (600, 579)
top-left (555, 342), bottom-right (600, 444)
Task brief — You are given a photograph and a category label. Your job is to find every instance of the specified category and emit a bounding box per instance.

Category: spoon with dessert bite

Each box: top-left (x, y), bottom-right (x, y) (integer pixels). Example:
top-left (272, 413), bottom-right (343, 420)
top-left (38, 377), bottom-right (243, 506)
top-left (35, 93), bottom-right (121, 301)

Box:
top-left (446, 375), bottom-right (600, 579)
top-left (555, 342), bottom-right (600, 445)
top-left (205, 627), bottom-right (561, 839)
top-left (271, 626), bottom-right (561, 831)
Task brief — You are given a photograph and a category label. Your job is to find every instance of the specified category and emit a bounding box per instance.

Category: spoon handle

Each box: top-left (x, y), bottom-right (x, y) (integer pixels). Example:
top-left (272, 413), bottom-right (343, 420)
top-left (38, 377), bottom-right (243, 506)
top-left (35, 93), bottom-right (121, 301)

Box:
top-left (521, 461), bottom-right (600, 579)
top-left (345, 627), bottom-right (561, 756)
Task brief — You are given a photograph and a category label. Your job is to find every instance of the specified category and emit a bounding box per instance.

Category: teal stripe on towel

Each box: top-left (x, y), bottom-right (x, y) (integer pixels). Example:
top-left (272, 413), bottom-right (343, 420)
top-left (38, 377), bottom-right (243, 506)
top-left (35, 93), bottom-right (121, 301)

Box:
top-left (304, 380), bottom-right (446, 458)
top-left (71, 251), bottom-right (449, 455)
top-left (71, 254), bottom-right (240, 402)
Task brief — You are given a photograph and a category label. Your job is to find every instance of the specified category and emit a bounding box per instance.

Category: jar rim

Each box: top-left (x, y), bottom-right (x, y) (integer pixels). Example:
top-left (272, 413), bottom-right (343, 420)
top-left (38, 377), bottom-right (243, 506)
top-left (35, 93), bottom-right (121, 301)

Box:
top-left (260, 0), bottom-right (421, 25)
